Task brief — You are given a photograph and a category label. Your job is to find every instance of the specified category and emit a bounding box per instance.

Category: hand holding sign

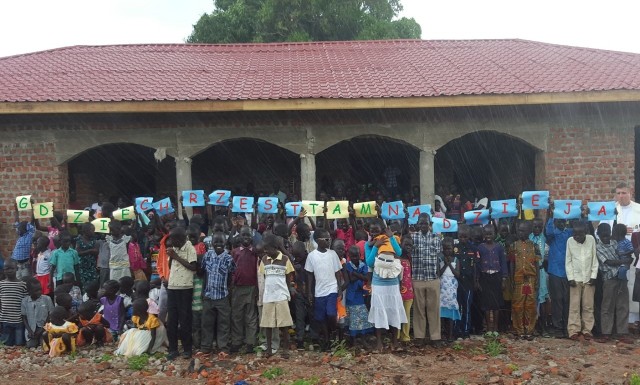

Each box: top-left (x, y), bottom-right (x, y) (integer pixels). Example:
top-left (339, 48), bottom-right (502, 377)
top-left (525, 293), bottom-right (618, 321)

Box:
top-left (182, 190), bottom-right (205, 207)
top-left (113, 206), bottom-right (135, 221)
top-left (587, 202), bottom-right (616, 221)
top-left (407, 205), bottom-right (431, 225)
top-left (553, 200), bottom-right (582, 219)
top-left (432, 217), bottom-right (458, 233)
top-left (16, 195), bottom-right (32, 211)
top-left (33, 202), bottom-right (54, 219)
top-left (522, 191), bottom-right (550, 210)
top-left (66, 210), bottom-right (90, 224)
top-left (326, 201), bottom-right (349, 219)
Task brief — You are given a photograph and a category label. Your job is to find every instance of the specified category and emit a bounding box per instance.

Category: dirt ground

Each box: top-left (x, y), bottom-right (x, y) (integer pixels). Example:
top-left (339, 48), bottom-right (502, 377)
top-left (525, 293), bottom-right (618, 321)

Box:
top-left (2, 334), bottom-right (640, 385)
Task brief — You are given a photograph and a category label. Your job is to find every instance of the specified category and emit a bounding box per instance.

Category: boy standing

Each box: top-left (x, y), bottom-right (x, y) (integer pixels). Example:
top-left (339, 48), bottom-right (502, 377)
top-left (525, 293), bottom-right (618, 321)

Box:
top-left (305, 229), bottom-right (343, 350)
top-left (565, 222), bottom-right (598, 340)
top-left (22, 280), bottom-right (54, 348)
top-left (230, 226), bottom-right (259, 354)
top-left (200, 233), bottom-right (235, 356)
top-left (0, 260), bottom-right (28, 346)
top-left (49, 232), bottom-right (81, 290)
top-left (12, 201), bottom-right (36, 279)
top-left (545, 217), bottom-right (573, 338)
top-left (166, 227), bottom-right (198, 360)
top-left (595, 223), bottom-right (632, 342)
top-left (259, 234), bottom-right (295, 358)
top-left (454, 224), bottom-right (478, 338)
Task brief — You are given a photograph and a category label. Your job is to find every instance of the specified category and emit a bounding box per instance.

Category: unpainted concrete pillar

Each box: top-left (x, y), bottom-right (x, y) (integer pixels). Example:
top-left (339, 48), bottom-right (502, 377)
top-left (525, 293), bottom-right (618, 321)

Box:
top-left (300, 153), bottom-right (316, 201)
top-left (176, 156), bottom-right (193, 219)
top-left (420, 149), bottom-right (436, 205)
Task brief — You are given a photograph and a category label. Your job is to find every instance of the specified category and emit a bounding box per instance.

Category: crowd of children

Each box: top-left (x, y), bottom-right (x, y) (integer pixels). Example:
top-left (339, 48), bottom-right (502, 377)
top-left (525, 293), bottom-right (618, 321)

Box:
top-left (1, 190), bottom-right (639, 363)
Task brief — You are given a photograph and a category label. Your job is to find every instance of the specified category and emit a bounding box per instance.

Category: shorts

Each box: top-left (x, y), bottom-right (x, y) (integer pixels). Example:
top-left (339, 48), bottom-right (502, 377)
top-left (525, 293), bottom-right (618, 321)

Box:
top-left (313, 293), bottom-right (338, 322)
top-left (260, 300), bottom-right (293, 328)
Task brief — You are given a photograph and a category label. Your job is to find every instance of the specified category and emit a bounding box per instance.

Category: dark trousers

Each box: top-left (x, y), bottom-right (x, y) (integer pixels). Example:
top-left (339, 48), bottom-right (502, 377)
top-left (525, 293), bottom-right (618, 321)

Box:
top-left (167, 288), bottom-right (193, 354)
top-left (231, 286), bottom-right (258, 347)
top-left (601, 278), bottom-right (630, 335)
top-left (549, 273), bottom-right (570, 333)
top-left (456, 285), bottom-right (474, 337)
top-left (294, 294), bottom-right (312, 342)
top-left (192, 310), bottom-right (202, 350)
top-left (201, 296), bottom-right (231, 353)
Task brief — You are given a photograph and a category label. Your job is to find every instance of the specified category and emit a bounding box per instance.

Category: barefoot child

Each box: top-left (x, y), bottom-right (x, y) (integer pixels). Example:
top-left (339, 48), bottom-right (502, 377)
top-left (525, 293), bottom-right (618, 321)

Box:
top-left (438, 237), bottom-right (461, 341)
top-left (510, 221), bottom-right (541, 339)
top-left (22, 279), bottom-right (54, 348)
top-left (477, 225), bottom-right (508, 333)
top-left (259, 234), bottom-right (295, 358)
top-left (116, 298), bottom-right (167, 357)
top-left (43, 306), bottom-right (78, 357)
top-left (345, 245), bottom-right (374, 345)
top-left (34, 237), bottom-right (52, 297)
top-left (75, 301), bottom-right (112, 347)
top-left (291, 241), bottom-right (311, 350)
top-left (398, 236), bottom-right (414, 343)
top-left (230, 225), bottom-right (259, 353)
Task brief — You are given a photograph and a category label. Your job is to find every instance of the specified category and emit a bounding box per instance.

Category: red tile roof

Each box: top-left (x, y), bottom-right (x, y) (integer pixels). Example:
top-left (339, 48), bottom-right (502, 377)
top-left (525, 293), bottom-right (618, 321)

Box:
top-left (1, 39), bottom-right (640, 103)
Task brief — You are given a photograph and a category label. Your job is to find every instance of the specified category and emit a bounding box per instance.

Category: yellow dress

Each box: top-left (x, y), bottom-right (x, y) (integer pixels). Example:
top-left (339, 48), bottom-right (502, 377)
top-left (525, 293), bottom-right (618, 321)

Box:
top-left (115, 314), bottom-right (167, 357)
top-left (509, 240), bottom-right (540, 335)
top-left (43, 321), bottom-right (78, 357)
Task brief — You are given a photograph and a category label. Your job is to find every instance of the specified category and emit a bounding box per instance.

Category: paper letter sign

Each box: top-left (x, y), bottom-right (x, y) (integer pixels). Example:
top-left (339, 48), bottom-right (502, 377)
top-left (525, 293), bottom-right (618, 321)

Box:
top-left (522, 191), bottom-right (549, 210)
top-left (407, 205), bottom-right (431, 225)
top-left (285, 202), bottom-right (302, 217)
top-left (66, 210), bottom-right (89, 224)
top-left (182, 190), bottom-right (205, 207)
top-left (553, 199), bottom-right (582, 219)
top-left (353, 201), bottom-right (377, 218)
top-left (153, 198), bottom-right (174, 217)
top-left (302, 201), bottom-right (324, 217)
top-left (135, 197), bottom-right (153, 214)
top-left (33, 202), bottom-right (53, 219)
top-left (381, 201), bottom-right (405, 220)
top-left (208, 190), bottom-right (231, 206)
top-left (232, 196), bottom-right (254, 213)
top-left (464, 210), bottom-right (490, 225)
top-left (16, 195), bottom-right (31, 211)
top-left (587, 201), bottom-right (616, 221)
top-left (432, 217), bottom-right (458, 233)
top-left (92, 218), bottom-right (110, 234)
top-left (326, 201), bottom-right (349, 219)
top-left (257, 197), bottom-right (278, 214)
top-left (113, 206), bottom-right (135, 221)
top-left (490, 199), bottom-right (518, 219)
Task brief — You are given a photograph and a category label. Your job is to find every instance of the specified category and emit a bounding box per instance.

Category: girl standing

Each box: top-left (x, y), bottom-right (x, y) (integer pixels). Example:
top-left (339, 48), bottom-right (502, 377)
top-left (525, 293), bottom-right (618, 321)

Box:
top-left (439, 237), bottom-right (461, 341)
top-left (107, 221), bottom-right (131, 281)
top-left (345, 245), bottom-right (374, 345)
top-left (76, 223), bottom-right (99, 287)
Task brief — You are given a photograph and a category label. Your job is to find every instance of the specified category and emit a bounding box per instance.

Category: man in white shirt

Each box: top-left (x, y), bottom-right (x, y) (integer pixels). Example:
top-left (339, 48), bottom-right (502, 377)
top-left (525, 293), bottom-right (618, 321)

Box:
top-left (565, 222), bottom-right (598, 340)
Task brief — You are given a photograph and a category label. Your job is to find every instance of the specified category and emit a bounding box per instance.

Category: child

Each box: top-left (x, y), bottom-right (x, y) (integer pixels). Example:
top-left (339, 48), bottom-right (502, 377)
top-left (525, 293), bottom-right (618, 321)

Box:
top-left (596, 223), bottom-right (632, 342)
top-left (126, 227), bottom-right (147, 281)
top-left (398, 236), bottom-right (414, 343)
top-left (116, 298), bottom-right (167, 357)
top-left (565, 222), bottom-right (598, 340)
top-left (187, 225), bottom-right (206, 352)
top-left (259, 234), bottom-right (295, 358)
top-left (332, 239), bottom-right (349, 340)
top-left (134, 280), bottom-right (160, 316)
top-left (291, 241), bottom-right (311, 350)
top-left (11, 201), bottom-right (36, 279)
top-left (75, 301), bottom-right (112, 347)
top-left (305, 229), bottom-right (344, 351)
top-left (49, 232), bottom-right (80, 291)
top-left (107, 221), bottom-right (132, 281)
top-left (0, 260), bottom-right (28, 346)
top-left (34, 237), bottom-right (52, 297)
top-left (545, 217), bottom-right (573, 338)
top-left (119, 276), bottom-right (135, 320)
top-left (55, 292), bottom-right (73, 315)
top-left (529, 218), bottom-right (551, 336)
top-left (476, 225), bottom-right (508, 333)
top-left (454, 225), bottom-right (478, 338)
top-left (165, 226), bottom-right (198, 360)
top-left (438, 237), bottom-right (461, 341)
top-left (613, 223), bottom-right (634, 280)
top-left (334, 218), bottom-right (356, 252)
top-left (344, 245), bottom-right (374, 345)
top-left (200, 232), bottom-right (235, 357)
top-left (230, 225), bottom-right (259, 354)
top-left (76, 223), bottom-right (99, 288)
top-left (22, 279), bottom-right (54, 348)
top-left (43, 306), bottom-right (78, 357)
top-left (371, 224), bottom-right (402, 280)
top-left (58, 272), bottom-right (83, 314)
top-left (100, 280), bottom-right (125, 341)
top-left (83, 280), bottom-right (100, 304)
top-left (354, 230), bottom-right (368, 261)
top-left (509, 221), bottom-right (541, 339)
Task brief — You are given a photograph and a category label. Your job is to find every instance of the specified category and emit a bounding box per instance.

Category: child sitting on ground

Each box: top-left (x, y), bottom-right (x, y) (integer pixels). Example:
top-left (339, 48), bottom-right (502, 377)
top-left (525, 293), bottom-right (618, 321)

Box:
top-left (22, 279), bottom-right (54, 348)
top-left (134, 280), bottom-right (160, 316)
top-left (75, 301), bottom-right (112, 347)
top-left (100, 280), bottom-right (125, 341)
top-left (43, 306), bottom-right (78, 357)
top-left (56, 272), bottom-right (82, 314)
top-left (115, 298), bottom-right (167, 357)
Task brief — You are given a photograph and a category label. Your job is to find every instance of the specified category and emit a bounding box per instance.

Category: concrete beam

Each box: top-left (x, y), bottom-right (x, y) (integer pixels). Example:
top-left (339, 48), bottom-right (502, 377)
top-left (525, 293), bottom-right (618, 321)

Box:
top-left (419, 149), bottom-right (436, 206)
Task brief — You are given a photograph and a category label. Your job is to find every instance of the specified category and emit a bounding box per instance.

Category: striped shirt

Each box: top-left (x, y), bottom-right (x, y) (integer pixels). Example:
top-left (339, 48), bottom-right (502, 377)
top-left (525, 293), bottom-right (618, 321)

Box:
top-left (0, 280), bottom-right (27, 323)
top-left (192, 276), bottom-right (204, 312)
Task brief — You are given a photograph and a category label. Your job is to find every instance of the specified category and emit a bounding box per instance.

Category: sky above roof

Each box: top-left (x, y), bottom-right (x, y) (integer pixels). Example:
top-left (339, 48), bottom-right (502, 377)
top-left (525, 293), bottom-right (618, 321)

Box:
top-left (0, 0), bottom-right (638, 58)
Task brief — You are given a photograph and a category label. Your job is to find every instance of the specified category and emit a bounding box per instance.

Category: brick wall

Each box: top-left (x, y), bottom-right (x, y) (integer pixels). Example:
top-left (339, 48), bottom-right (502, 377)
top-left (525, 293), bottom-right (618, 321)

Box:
top-left (543, 126), bottom-right (635, 201)
top-left (0, 142), bottom-right (68, 258)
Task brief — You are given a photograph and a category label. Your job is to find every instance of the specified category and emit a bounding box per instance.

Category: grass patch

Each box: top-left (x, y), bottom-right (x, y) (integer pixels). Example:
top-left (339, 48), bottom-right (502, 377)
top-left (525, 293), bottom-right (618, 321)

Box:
top-left (452, 342), bottom-right (464, 351)
top-left (331, 339), bottom-right (351, 358)
top-left (484, 332), bottom-right (505, 357)
top-left (630, 373), bottom-right (640, 385)
top-left (127, 354), bottom-right (149, 370)
top-left (261, 367), bottom-right (284, 379)
top-left (96, 353), bottom-right (113, 363)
